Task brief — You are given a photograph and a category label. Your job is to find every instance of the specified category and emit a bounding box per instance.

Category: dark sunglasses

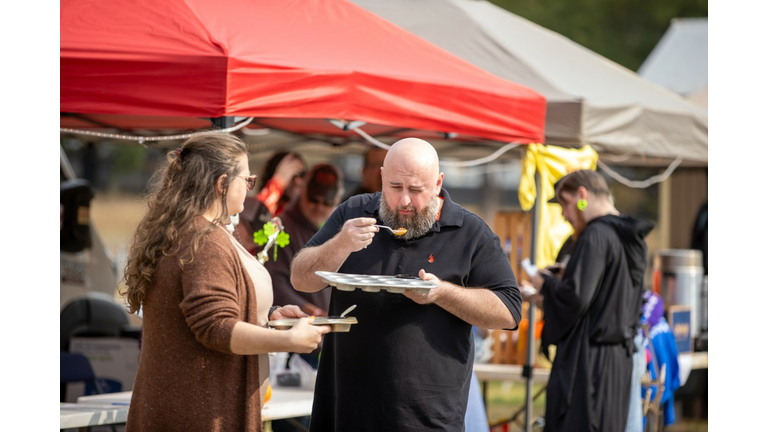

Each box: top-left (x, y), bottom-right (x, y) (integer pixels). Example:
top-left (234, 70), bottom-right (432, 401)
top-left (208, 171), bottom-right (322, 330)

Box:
top-left (237, 175), bottom-right (258, 191)
top-left (293, 171), bottom-right (307, 182)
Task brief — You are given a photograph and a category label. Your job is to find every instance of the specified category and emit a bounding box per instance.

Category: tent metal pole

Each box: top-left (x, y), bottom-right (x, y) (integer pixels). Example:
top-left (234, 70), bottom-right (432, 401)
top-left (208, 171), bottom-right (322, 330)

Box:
top-left (523, 172), bottom-right (541, 432)
top-left (211, 116), bottom-right (235, 129)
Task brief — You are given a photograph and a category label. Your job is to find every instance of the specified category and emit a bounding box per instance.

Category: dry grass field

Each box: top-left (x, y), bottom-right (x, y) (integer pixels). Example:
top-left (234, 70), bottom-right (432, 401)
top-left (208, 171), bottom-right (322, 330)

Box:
top-left (483, 382), bottom-right (706, 432)
top-left (89, 193), bottom-right (147, 257)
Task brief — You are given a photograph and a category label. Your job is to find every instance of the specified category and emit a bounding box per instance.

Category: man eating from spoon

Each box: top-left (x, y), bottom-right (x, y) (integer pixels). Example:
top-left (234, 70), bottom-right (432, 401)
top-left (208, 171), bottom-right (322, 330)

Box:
top-left (291, 138), bottom-right (521, 432)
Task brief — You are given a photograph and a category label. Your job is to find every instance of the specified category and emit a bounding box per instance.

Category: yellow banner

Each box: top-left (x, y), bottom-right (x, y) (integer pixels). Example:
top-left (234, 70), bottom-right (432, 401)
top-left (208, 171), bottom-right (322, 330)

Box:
top-left (519, 144), bottom-right (599, 266)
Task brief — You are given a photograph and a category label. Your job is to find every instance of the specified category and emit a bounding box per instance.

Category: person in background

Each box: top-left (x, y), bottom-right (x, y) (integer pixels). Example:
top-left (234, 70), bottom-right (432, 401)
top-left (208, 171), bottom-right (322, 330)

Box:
top-left (465, 326), bottom-right (491, 432)
top-left (267, 163), bottom-right (344, 319)
top-left (265, 162), bottom-right (344, 432)
top-left (290, 137), bottom-right (521, 432)
top-left (690, 201), bottom-right (707, 275)
top-left (545, 181), bottom-right (644, 432)
top-left (626, 303), bottom-right (649, 432)
top-left (639, 289), bottom-right (680, 429)
top-left (547, 180), bottom-right (644, 432)
top-left (237, 151), bottom-right (306, 254)
top-left (521, 169), bottom-right (653, 432)
top-left (256, 151), bottom-right (307, 217)
top-left (343, 146), bottom-right (387, 201)
top-left (121, 135), bottom-right (329, 432)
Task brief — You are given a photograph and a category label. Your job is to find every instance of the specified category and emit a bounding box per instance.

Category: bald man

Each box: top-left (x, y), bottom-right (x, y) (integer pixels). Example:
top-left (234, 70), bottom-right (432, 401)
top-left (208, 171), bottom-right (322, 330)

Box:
top-left (291, 138), bottom-right (521, 432)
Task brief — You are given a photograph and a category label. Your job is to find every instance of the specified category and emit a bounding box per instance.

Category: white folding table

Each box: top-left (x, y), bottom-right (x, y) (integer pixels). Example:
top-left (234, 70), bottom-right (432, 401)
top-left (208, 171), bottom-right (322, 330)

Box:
top-left (62, 386), bottom-right (315, 430)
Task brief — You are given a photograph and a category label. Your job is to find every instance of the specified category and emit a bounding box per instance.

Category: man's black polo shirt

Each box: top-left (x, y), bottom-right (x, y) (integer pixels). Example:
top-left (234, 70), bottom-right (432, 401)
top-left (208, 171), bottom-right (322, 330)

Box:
top-left (301, 189), bottom-right (521, 432)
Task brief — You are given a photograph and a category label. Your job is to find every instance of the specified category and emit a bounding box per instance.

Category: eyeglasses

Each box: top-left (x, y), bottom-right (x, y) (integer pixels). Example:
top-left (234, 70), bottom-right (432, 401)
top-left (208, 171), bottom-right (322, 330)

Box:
top-left (237, 175), bottom-right (257, 191)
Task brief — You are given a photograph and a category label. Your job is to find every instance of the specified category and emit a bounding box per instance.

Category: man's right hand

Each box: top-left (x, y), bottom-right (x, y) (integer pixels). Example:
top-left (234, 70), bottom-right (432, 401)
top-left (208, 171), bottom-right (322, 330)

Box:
top-left (289, 317), bottom-right (331, 353)
top-left (335, 217), bottom-right (378, 253)
top-left (290, 218), bottom-right (377, 293)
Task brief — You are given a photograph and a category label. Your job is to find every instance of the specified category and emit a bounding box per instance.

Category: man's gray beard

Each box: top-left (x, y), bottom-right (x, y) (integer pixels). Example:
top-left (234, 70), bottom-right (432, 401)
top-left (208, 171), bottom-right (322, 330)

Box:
top-left (378, 192), bottom-right (441, 240)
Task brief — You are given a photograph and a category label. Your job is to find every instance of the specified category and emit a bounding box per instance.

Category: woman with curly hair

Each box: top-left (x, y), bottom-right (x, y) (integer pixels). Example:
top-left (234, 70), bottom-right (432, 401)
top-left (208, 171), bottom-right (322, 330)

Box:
top-left (121, 134), bottom-right (329, 432)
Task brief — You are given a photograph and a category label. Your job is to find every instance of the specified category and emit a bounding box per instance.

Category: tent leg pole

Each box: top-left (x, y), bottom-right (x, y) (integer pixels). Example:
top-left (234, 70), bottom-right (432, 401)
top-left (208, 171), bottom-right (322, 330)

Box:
top-left (523, 172), bottom-right (541, 432)
top-left (523, 303), bottom-right (536, 432)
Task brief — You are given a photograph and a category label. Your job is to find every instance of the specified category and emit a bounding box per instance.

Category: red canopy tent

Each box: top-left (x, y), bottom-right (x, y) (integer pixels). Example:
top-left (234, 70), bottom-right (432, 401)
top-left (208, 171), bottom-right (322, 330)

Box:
top-left (60, 0), bottom-right (545, 144)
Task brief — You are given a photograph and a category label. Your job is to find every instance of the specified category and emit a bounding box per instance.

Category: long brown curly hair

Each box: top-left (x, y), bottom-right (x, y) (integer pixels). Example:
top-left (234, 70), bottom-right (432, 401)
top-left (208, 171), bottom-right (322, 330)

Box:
top-left (121, 134), bottom-right (248, 313)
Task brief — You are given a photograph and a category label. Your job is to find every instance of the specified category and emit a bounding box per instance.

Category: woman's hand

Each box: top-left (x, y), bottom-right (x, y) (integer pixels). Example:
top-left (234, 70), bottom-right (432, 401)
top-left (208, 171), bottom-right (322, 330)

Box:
top-left (271, 305), bottom-right (307, 320)
top-left (288, 317), bottom-right (331, 353)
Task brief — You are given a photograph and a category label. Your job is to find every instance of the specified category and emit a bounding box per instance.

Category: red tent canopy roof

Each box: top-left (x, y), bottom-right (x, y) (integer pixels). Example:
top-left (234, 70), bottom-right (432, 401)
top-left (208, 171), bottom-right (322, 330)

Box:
top-left (61, 0), bottom-right (545, 143)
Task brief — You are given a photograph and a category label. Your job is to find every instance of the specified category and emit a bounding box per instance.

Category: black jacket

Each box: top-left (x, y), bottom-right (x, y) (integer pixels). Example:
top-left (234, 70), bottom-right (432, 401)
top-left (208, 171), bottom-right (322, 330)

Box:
top-left (540, 214), bottom-right (653, 431)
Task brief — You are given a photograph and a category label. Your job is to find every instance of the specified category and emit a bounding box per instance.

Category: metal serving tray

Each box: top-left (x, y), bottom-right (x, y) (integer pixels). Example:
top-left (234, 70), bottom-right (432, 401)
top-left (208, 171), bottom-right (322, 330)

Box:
top-left (315, 271), bottom-right (437, 294)
top-left (268, 316), bottom-right (358, 332)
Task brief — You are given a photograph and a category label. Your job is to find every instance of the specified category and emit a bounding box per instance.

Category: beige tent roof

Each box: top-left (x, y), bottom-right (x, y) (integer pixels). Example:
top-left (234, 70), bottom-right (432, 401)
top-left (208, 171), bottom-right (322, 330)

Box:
top-left (351, 0), bottom-right (707, 165)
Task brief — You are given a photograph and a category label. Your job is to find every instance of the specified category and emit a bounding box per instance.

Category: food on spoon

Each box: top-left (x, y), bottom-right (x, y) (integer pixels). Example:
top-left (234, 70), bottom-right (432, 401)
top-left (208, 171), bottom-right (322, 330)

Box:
top-left (392, 228), bottom-right (407, 236)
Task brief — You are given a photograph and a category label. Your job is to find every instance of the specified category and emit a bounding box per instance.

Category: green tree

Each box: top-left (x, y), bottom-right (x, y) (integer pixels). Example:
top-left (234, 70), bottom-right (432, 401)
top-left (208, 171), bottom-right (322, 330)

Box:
top-left (490, 0), bottom-right (707, 71)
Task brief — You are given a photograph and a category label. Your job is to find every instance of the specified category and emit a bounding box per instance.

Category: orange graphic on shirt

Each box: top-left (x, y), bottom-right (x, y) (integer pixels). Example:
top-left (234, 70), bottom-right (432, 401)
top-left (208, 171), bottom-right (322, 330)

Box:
top-left (428, 254), bottom-right (434, 263)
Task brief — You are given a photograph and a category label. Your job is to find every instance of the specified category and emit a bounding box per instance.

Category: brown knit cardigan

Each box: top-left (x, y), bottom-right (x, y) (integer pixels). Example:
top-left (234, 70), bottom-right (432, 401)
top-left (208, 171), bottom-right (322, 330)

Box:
top-left (126, 217), bottom-right (264, 432)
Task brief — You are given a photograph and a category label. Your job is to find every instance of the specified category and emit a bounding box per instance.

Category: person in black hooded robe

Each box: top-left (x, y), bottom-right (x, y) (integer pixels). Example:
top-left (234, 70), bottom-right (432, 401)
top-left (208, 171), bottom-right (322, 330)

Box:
top-left (522, 170), bottom-right (653, 432)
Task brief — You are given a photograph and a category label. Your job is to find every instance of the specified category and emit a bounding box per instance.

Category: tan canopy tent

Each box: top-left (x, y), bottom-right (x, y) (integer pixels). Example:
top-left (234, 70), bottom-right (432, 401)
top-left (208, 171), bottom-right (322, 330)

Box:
top-left (351, 0), bottom-right (708, 166)
top-left (639, 18), bottom-right (708, 110)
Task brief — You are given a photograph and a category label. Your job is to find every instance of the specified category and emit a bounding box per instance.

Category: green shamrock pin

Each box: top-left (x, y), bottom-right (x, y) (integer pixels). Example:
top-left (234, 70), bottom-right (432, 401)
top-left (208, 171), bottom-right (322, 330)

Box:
top-left (253, 221), bottom-right (291, 262)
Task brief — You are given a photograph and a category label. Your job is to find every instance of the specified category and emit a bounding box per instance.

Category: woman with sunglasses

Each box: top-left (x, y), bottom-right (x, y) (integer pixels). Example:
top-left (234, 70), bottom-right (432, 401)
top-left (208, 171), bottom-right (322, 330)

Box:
top-left (257, 151), bottom-right (307, 217)
top-left (121, 134), bottom-right (330, 432)
top-left (237, 151), bottom-right (307, 254)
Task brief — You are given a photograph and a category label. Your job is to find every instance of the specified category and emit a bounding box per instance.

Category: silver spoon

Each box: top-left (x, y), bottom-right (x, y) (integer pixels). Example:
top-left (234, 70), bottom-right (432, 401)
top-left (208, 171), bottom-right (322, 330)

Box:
top-left (374, 225), bottom-right (408, 236)
top-left (340, 304), bottom-right (357, 318)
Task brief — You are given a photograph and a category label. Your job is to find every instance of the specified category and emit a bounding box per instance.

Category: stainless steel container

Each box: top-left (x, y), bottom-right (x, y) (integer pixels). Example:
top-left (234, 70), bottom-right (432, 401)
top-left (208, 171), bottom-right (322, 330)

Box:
top-left (655, 249), bottom-right (704, 338)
